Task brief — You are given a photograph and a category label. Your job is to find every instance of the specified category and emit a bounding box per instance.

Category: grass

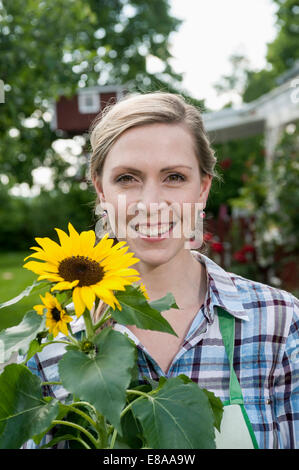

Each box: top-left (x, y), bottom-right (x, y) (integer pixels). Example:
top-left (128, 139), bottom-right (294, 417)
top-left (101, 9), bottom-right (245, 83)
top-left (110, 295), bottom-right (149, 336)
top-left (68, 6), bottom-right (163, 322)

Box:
top-left (0, 251), bottom-right (49, 331)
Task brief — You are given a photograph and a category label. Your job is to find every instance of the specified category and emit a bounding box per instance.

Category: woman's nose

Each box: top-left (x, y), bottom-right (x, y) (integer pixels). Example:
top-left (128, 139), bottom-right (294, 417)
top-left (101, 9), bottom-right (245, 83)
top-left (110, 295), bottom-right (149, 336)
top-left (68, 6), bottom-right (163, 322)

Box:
top-left (136, 182), bottom-right (168, 218)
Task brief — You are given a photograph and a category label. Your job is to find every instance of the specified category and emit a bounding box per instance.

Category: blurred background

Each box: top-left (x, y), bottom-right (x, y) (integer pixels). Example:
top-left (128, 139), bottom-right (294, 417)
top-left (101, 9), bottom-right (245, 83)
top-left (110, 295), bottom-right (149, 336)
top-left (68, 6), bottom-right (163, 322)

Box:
top-left (0, 0), bottom-right (298, 330)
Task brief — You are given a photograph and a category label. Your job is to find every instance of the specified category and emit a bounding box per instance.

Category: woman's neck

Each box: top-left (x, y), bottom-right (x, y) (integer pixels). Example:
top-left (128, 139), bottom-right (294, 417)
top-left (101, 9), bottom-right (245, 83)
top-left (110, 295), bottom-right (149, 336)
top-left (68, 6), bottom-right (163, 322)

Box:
top-left (136, 249), bottom-right (206, 309)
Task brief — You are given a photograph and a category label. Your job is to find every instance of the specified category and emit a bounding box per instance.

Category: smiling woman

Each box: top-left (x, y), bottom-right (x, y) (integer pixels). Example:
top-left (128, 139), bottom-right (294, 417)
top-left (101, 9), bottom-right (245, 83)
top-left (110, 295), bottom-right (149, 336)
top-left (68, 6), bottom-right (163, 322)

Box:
top-left (22, 91), bottom-right (299, 449)
top-left (84, 92), bottom-right (299, 449)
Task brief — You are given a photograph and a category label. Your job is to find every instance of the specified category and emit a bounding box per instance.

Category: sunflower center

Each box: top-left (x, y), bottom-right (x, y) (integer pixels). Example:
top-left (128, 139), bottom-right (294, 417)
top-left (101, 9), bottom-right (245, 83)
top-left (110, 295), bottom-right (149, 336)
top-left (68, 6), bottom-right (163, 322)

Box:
top-left (51, 307), bottom-right (61, 322)
top-left (58, 256), bottom-right (104, 287)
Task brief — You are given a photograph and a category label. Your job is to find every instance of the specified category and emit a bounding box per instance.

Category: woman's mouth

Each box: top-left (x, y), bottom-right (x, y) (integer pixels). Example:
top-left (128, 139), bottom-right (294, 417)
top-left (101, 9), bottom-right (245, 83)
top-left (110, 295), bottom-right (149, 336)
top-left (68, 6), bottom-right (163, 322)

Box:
top-left (129, 222), bottom-right (176, 241)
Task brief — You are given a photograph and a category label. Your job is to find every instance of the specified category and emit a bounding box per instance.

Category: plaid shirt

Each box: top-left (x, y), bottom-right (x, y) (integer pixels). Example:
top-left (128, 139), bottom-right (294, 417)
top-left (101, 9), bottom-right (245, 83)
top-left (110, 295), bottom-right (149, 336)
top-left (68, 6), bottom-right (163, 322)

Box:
top-left (22, 250), bottom-right (299, 449)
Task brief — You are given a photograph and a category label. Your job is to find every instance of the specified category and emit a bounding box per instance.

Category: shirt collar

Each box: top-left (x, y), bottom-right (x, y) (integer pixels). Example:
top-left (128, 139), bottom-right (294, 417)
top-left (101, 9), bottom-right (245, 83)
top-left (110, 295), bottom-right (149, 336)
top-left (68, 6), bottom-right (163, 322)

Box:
top-left (190, 250), bottom-right (249, 323)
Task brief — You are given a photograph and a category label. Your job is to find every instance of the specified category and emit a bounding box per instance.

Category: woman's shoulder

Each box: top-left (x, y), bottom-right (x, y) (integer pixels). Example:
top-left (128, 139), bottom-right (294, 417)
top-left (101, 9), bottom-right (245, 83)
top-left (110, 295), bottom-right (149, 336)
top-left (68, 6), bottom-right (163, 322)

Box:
top-left (194, 251), bottom-right (298, 336)
top-left (227, 269), bottom-right (298, 336)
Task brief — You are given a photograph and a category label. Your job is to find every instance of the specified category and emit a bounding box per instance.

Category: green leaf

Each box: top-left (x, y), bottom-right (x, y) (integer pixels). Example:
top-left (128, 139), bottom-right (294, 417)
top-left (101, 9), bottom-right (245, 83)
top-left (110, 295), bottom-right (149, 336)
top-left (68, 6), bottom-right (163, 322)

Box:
top-left (116, 409), bottom-right (144, 449)
top-left (112, 286), bottom-right (178, 336)
top-left (0, 364), bottom-right (60, 449)
top-left (131, 376), bottom-right (216, 449)
top-left (164, 374), bottom-right (224, 432)
top-left (142, 375), bottom-right (165, 390)
top-left (0, 281), bottom-right (50, 309)
top-left (32, 401), bottom-right (69, 446)
top-left (149, 292), bottom-right (179, 312)
top-left (0, 310), bottom-right (46, 363)
top-left (58, 328), bottom-right (136, 435)
top-left (202, 389), bottom-right (224, 433)
top-left (23, 339), bottom-right (44, 363)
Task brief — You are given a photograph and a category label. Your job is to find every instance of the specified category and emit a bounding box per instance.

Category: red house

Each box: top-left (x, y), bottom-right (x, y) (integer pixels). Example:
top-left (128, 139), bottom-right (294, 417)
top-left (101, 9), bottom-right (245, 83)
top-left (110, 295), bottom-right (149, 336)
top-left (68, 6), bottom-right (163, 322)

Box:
top-left (51, 85), bottom-right (125, 135)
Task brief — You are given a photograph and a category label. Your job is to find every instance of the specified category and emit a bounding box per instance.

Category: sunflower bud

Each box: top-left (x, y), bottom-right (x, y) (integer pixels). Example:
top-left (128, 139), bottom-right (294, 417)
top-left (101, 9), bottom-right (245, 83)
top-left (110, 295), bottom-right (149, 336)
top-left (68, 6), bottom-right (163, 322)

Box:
top-left (80, 339), bottom-right (96, 354)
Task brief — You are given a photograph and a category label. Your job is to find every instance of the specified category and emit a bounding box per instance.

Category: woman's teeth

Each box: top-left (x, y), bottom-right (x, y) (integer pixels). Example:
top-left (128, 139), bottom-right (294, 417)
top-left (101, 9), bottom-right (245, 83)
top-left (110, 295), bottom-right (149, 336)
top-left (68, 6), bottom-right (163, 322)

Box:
top-left (133, 223), bottom-right (174, 237)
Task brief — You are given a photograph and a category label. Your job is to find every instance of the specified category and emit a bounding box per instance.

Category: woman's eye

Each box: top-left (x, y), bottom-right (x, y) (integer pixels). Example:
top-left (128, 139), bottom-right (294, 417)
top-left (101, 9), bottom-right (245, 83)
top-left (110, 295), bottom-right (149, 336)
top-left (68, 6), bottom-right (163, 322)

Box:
top-left (116, 174), bottom-right (136, 183)
top-left (166, 173), bottom-right (185, 182)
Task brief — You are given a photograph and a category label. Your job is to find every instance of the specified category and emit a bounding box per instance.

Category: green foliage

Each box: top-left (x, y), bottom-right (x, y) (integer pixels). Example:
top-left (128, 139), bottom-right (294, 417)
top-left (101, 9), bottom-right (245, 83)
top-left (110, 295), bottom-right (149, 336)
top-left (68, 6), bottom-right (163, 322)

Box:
top-left (0, 310), bottom-right (45, 362)
top-left (0, 0), bottom-right (183, 187)
top-left (0, 267), bottom-right (223, 449)
top-left (0, 252), bottom-right (50, 330)
top-left (110, 285), bottom-right (179, 335)
top-left (208, 134), bottom-right (264, 216)
top-left (131, 375), bottom-right (217, 449)
top-left (0, 185), bottom-right (95, 250)
top-left (0, 364), bottom-right (60, 449)
top-left (58, 328), bottom-right (137, 435)
top-left (229, 124), bottom-right (299, 268)
top-left (267, 0), bottom-right (299, 74)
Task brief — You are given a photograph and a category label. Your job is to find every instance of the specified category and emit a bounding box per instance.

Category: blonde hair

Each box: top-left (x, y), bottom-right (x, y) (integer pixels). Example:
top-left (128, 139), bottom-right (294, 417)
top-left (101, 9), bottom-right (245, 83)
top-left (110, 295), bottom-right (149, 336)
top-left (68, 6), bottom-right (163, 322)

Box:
top-left (89, 91), bottom-right (221, 190)
top-left (87, 91), bottom-right (221, 322)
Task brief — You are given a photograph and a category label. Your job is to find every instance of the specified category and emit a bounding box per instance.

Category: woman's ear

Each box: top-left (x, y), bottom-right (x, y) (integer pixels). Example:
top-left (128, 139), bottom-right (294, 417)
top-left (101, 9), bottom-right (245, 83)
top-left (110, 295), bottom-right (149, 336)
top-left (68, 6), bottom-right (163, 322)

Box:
top-left (199, 174), bottom-right (212, 208)
top-left (92, 176), bottom-right (106, 205)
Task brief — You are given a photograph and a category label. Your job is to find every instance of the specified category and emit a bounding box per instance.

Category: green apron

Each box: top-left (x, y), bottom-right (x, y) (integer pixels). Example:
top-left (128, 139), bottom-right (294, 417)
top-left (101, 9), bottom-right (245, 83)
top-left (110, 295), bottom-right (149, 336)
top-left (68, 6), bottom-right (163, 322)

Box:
top-left (215, 307), bottom-right (259, 449)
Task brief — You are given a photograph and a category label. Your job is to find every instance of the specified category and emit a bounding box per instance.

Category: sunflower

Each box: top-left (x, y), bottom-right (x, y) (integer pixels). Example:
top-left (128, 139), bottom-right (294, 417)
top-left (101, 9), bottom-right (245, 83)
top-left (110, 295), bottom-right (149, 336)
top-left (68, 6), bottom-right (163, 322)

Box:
top-left (34, 292), bottom-right (73, 337)
top-left (24, 223), bottom-right (140, 318)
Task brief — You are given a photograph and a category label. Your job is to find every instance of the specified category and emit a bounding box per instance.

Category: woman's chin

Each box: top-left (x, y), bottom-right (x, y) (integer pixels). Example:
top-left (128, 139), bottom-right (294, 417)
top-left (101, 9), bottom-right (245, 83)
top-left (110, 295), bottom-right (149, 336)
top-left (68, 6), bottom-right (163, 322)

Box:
top-left (125, 236), bottom-right (187, 267)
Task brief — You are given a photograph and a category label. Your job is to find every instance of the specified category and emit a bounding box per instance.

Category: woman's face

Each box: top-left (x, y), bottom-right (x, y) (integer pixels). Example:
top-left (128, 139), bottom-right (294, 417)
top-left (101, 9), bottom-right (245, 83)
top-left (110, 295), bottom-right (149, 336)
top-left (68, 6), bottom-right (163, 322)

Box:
top-left (93, 122), bottom-right (212, 268)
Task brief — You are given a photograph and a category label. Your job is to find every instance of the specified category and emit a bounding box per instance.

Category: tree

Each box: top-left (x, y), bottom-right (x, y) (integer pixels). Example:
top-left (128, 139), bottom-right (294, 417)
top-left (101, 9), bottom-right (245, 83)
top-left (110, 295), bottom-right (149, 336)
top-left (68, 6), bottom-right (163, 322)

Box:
top-left (267, 0), bottom-right (299, 74)
top-left (0, 0), bottom-right (184, 188)
top-left (244, 0), bottom-right (299, 102)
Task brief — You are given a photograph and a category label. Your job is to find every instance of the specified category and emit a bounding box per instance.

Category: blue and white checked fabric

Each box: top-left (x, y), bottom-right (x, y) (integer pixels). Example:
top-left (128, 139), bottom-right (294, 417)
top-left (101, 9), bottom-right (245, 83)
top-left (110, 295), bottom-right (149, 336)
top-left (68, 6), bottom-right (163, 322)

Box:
top-left (22, 250), bottom-right (299, 449)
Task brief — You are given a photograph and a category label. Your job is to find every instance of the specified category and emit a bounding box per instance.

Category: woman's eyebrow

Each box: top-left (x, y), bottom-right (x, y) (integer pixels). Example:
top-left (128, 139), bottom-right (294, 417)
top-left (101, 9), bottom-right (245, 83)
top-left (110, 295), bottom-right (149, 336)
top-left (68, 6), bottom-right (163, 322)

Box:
top-left (112, 165), bottom-right (192, 174)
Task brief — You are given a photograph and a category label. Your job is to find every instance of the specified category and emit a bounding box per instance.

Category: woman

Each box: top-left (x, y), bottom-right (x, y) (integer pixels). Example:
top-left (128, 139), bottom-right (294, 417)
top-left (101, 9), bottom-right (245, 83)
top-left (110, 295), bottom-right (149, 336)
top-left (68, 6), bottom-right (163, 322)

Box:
top-left (26, 92), bottom-right (298, 449)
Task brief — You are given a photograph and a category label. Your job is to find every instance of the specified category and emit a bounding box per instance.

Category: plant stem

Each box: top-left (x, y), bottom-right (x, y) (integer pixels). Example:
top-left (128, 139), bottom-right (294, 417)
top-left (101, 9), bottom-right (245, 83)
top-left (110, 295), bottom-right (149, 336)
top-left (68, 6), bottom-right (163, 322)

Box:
top-left (52, 420), bottom-right (99, 449)
top-left (42, 339), bottom-right (74, 347)
top-left (109, 428), bottom-right (118, 449)
top-left (70, 437), bottom-right (91, 449)
top-left (67, 323), bottom-right (80, 345)
top-left (68, 405), bottom-right (98, 431)
top-left (126, 389), bottom-right (150, 399)
top-left (71, 401), bottom-right (97, 414)
top-left (83, 309), bottom-right (95, 339)
top-left (41, 381), bottom-right (62, 386)
top-left (109, 390), bottom-right (149, 449)
top-left (93, 309), bottom-right (112, 332)
top-left (95, 412), bottom-right (109, 448)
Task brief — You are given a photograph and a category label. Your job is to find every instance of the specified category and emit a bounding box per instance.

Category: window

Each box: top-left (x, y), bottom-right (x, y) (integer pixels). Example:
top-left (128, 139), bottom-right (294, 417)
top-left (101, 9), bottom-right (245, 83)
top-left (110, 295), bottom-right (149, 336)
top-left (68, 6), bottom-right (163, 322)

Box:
top-left (78, 91), bottom-right (100, 114)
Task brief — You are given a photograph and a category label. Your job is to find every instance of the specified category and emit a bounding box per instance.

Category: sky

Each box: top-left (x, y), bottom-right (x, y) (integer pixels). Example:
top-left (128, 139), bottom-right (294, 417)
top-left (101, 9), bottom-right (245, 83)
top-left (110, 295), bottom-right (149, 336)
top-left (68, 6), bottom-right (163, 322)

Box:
top-left (165, 0), bottom-right (279, 110)
top-left (9, 0), bottom-right (280, 196)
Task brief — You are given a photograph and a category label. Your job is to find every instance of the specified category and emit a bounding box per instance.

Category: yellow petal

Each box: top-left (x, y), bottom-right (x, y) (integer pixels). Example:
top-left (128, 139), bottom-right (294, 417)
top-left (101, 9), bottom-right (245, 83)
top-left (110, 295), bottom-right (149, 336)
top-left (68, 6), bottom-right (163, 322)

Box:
top-left (58, 321), bottom-right (69, 337)
top-left (37, 263), bottom-right (59, 273)
top-left (105, 268), bottom-right (140, 278)
top-left (93, 237), bottom-right (114, 259)
top-left (79, 286), bottom-right (96, 311)
top-left (33, 305), bottom-right (45, 315)
top-left (98, 277), bottom-right (129, 290)
top-left (51, 280), bottom-right (79, 291)
top-left (23, 260), bottom-right (46, 274)
top-left (92, 285), bottom-right (118, 310)
top-left (54, 227), bottom-right (70, 246)
top-left (23, 251), bottom-right (60, 264)
top-left (73, 287), bottom-right (86, 318)
top-left (43, 292), bottom-right (56, 307)
top-left (79, 230), bottom-right (96, 256)
top-left (37, 273), bottom-right (63, 282)
top-left (68, 222), bottom-right (80, 240)
top-left (34, 237), bottom-right (64, 262)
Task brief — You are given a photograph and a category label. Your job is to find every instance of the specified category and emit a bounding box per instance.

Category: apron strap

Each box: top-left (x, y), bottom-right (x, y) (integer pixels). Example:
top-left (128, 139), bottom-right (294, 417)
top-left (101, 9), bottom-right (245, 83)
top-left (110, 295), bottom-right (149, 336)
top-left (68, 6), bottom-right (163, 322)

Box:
top-left (217, 306), bottom-right (259, 449)
top-left (217, 306), bottom-right (243, 405)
